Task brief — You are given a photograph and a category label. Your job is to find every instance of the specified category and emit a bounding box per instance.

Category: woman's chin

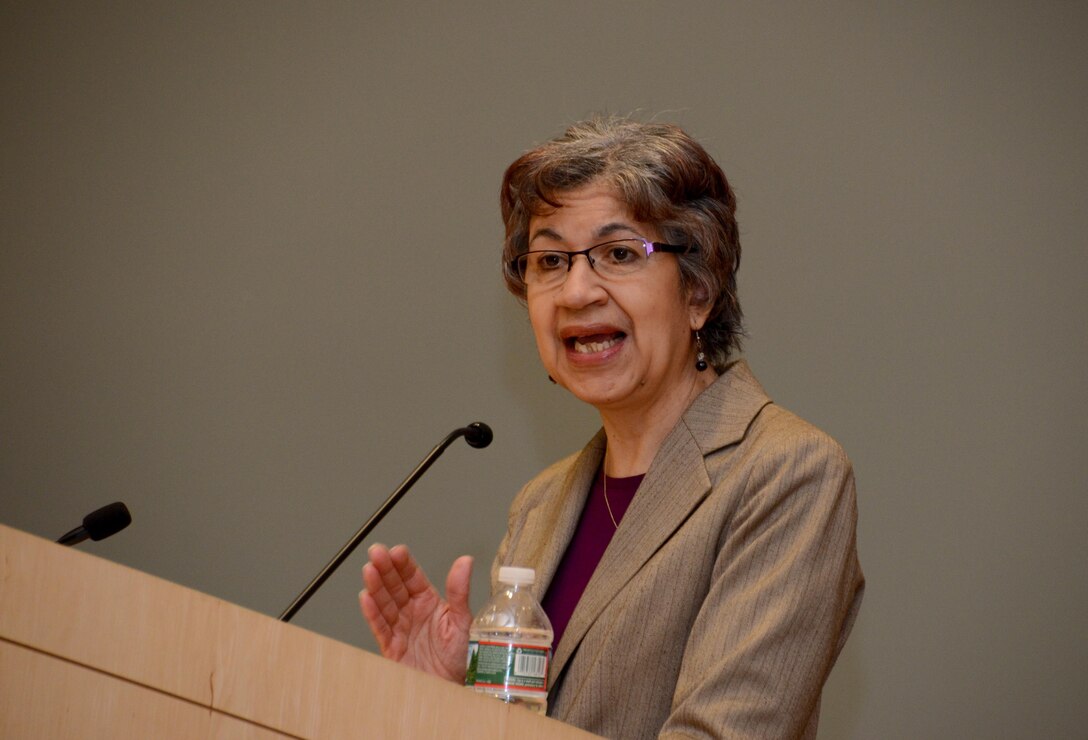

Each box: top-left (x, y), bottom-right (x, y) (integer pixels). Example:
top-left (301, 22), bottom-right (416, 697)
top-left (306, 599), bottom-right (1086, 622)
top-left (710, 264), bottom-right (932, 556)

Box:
top-left (557, 374), bottom-right (633, 411)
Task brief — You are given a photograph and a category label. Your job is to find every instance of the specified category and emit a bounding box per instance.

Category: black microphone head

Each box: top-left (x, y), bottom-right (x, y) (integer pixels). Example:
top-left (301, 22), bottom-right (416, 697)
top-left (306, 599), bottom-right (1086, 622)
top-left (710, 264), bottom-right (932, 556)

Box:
top-left (83, 502), bottom-right (132, 541)
top-left (463, 422), bottom-right (493, 449)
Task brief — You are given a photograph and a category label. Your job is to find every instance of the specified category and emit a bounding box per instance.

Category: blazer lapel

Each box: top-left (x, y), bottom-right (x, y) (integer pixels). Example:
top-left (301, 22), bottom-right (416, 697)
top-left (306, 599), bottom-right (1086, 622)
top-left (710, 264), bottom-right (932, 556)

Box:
top-left (513, 432), bottom-right (606, 603)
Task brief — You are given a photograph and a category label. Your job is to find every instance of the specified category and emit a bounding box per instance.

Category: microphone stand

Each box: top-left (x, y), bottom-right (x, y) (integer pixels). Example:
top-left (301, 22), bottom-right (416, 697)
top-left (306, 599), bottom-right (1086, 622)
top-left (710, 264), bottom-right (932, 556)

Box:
top-left (279, 423), bottom-right (491, 622)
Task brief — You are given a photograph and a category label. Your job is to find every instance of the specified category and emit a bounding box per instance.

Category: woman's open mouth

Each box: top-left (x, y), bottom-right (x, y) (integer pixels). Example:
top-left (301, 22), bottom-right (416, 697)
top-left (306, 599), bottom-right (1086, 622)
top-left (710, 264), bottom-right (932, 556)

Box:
top-left (568, 332), bottom-right (625, 354)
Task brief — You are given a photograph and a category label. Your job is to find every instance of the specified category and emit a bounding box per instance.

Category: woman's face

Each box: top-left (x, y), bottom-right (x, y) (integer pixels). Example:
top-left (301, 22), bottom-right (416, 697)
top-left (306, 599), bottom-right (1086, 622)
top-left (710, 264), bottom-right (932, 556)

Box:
top-left (526, 183), bottom-right (710, 415)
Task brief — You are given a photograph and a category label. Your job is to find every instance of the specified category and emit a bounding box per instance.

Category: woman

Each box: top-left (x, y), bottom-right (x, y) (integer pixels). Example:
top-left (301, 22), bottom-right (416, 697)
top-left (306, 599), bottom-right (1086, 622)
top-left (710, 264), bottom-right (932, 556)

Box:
top-left (360, 118), bottom-right (864, 739)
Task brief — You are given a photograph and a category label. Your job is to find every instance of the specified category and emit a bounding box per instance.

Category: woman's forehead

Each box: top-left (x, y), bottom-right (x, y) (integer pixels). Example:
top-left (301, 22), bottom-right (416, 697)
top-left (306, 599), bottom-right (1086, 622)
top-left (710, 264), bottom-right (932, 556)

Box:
top-left (528, 184), bottom-right (648, 243)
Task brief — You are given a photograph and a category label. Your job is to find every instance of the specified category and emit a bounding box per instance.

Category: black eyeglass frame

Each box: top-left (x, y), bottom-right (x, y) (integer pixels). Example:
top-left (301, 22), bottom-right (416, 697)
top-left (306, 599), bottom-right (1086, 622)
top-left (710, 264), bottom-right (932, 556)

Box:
top-left (510, 238), bottom-right (696, 284)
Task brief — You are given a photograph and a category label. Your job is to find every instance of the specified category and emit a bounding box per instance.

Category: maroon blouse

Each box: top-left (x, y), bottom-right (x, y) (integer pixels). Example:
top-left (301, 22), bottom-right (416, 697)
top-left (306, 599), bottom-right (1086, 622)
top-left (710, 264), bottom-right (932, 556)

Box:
top-left (541, 469), bottom-right (645, 651)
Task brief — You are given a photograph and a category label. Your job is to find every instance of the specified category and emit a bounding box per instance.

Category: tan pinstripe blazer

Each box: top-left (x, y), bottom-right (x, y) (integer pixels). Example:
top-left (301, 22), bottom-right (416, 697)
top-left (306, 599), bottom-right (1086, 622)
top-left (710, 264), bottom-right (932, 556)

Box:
top-left (493, 361), bottom-right (864, 739)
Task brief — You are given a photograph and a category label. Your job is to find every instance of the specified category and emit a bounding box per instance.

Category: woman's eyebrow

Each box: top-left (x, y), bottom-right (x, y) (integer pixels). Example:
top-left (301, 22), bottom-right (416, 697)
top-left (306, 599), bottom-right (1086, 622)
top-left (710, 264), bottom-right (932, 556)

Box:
top-left (595, 222), bottom-right (638, 239)
top-left (528, 227), bottom-right (563, 245)
top-left (528, 222), bottom-right (639, 246)
top-left (528, 222), bottom-right (640, 247)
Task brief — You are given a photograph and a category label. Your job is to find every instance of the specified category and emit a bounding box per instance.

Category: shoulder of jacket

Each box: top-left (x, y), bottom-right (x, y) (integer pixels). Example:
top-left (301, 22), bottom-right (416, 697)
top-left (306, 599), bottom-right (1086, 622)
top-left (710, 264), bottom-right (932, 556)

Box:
top-left (749, 404), bottom-right (848, 454)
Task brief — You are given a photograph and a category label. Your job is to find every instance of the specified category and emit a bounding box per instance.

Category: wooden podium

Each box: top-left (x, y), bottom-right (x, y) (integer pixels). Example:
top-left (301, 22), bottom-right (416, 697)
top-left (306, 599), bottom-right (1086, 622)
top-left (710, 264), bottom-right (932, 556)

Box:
top-left (0, 524), bottom-right (596, 738)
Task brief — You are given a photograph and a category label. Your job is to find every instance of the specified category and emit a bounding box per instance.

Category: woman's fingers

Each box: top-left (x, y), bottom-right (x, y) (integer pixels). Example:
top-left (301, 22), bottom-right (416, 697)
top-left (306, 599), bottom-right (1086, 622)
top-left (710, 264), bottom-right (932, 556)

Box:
top-left (362, 552), bottom-right (406, 628)
top-left (388, 544), bottom-right (435, 599)
top-left (358, 587), bottom-right (396, 656)
top-left (367, 544), bottom-right (414, 609)
top-left (445, 555), bottom-right (474, 618)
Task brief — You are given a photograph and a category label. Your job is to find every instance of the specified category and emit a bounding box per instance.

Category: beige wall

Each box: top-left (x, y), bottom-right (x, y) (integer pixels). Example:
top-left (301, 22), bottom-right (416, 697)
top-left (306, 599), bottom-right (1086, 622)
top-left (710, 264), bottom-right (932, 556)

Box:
top-left (2, 3), bottom-right (1085, 737)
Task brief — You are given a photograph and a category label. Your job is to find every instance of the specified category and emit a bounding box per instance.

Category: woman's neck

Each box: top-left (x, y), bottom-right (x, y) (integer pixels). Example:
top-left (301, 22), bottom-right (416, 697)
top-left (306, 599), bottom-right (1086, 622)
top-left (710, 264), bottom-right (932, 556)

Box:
top-left (599, 367), bottom-right (716, 477)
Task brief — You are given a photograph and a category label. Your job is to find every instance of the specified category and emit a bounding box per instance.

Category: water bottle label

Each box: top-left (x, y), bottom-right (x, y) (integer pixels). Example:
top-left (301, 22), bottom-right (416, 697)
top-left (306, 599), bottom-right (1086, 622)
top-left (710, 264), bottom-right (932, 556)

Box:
top-left (464, 640), bottom-right (550, 693)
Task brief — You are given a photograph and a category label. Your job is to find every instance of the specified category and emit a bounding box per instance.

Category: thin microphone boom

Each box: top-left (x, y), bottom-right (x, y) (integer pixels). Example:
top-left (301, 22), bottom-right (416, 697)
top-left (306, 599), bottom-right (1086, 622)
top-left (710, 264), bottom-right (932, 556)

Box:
top-left (278, 422), bottom-right (493, 622)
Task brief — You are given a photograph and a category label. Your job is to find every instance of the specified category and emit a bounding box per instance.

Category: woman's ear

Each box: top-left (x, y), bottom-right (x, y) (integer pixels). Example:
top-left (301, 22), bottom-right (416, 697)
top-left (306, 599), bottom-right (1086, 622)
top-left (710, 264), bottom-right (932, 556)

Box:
top-left (687, 284), bottom-right (712, 330)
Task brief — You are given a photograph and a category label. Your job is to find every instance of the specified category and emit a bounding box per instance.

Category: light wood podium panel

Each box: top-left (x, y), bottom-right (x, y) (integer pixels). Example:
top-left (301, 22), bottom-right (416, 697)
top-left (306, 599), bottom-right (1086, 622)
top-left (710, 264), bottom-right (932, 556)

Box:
top-left (0, 524), bottom-right (597, 739)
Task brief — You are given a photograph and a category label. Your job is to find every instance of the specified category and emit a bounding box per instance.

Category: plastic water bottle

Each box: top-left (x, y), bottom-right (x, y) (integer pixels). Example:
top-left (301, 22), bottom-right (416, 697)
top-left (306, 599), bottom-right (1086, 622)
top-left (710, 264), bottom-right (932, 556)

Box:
top-left (464, 566), bottom-right (554, 714)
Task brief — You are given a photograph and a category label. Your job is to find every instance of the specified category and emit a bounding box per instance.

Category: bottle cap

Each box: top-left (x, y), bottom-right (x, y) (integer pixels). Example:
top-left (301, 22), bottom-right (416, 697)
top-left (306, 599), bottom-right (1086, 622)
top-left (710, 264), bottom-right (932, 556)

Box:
top-left (498, 566), bottom-right (535, 585)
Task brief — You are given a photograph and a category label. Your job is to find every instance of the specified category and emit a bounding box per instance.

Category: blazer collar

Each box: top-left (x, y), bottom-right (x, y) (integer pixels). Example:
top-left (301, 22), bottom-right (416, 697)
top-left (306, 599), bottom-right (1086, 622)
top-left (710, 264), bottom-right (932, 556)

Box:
top-left (549, 359), bottom-right (772, 681)
top-left (680, 359), bottom-right (773, 453)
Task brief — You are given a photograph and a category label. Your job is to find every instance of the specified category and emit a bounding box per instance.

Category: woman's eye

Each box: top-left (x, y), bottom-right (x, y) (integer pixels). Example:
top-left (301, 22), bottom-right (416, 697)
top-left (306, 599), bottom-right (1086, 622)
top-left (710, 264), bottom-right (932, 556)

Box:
top-left (603, 244), bottom-right (638, 263)
top-left (536, 253), bottom-right (565, 270)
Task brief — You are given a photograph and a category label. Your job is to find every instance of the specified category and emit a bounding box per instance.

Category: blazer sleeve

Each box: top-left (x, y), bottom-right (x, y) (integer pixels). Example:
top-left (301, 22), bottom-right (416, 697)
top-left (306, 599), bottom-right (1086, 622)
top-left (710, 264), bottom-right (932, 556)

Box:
top-left (660, 426), bottom-right (865, 739)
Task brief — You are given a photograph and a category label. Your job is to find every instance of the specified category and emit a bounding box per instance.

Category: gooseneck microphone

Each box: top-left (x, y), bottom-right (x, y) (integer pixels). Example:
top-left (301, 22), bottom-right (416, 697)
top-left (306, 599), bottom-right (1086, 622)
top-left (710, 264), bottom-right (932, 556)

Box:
top-left (57, 502), bottom-right (132, 546)
top-left (279, 422), bottom-right (493, 622)
top-left (462, 420), bottom-right (493, 449)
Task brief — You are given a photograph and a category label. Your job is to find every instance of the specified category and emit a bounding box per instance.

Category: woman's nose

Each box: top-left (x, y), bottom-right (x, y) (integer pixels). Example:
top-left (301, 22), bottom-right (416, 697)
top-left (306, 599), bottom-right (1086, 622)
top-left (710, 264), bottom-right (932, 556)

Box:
top-left (556, 254), bottom-right (607, 307)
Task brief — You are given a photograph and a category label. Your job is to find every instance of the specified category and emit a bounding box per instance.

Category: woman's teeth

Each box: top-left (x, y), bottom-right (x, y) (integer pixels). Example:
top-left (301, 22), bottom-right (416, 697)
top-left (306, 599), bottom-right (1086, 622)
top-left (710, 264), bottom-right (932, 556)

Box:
top-left (574, 336), bottom-right (621, 354)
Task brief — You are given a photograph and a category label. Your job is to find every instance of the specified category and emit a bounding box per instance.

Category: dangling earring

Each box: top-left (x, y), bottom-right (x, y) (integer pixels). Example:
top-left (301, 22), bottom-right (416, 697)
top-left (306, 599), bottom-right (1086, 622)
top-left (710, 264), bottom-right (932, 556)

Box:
top-left (694, 330), bottom-right (709, 372)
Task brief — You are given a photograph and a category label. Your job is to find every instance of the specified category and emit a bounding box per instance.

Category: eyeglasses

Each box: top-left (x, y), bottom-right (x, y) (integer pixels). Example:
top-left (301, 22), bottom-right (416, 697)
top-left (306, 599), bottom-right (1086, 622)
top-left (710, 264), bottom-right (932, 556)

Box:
top-left (512, 238), bottom-right (694, 288)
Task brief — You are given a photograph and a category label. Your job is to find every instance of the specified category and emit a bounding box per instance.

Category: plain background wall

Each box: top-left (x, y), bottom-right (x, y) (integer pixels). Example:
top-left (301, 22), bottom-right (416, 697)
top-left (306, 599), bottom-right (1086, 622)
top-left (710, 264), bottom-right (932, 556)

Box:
top-left (2, 3), bottom-right (1085, 737)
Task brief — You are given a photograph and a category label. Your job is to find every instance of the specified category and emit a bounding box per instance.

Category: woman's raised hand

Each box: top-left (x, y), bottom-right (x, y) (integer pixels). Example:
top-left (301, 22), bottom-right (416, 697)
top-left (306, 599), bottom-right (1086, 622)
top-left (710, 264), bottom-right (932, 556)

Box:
top-left (359, 544), bottom-right (474, 682)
